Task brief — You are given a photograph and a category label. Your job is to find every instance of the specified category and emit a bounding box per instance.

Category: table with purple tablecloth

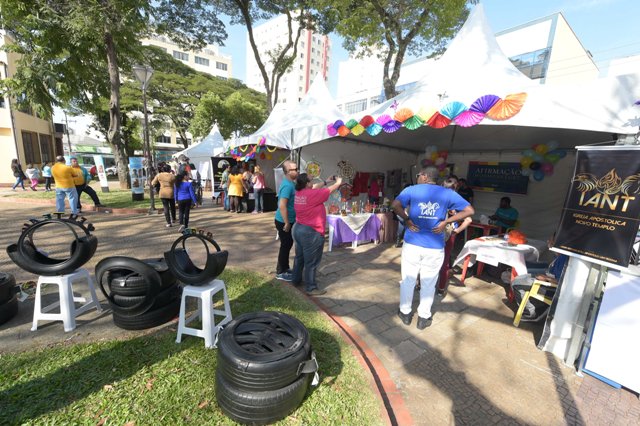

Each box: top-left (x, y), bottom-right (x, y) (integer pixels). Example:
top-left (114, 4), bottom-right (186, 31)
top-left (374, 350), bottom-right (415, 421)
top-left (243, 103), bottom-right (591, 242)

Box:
top-left (327, 214), bottom-right (382, 251)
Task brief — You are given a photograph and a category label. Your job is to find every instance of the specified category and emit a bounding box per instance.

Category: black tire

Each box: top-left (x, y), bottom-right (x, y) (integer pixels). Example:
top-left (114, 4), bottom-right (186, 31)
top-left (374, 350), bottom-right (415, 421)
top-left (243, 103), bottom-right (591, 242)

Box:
top-left (0, 272), bottom-right (17, 305)
top-left (95, 256), bottom-right (162, 316)
top-left (107, 258), bottom-right (176, 295)
top-left (217, 311), bottom-right (313, 391)
top-left (0, 294), bottom-right (19, 326)
top-left (215, 370), bottom-right (310, 425)
top-left (112, 298), bottom-right (180, 330)
top-left (164, 232), bottom-right (228, 285)
top-left (6, 218), bottom-right (98, 276)
top-left (112, 284), bottom-right (181, 309)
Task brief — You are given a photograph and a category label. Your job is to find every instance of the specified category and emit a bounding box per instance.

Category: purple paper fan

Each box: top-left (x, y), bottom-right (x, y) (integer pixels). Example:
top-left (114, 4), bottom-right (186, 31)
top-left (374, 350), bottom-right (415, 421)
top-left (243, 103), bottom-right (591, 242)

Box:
top-left (333, 119), bottom-right (345, 128)
top-left (383, 120), bottom-right (402, 133)
top-left (366, 123), bottom-right (383, 136)
top-left (376, 114), bottom-right (392, 125)
top-left (470, 95), bottom-right (500, 113)
top-left (327, 124), bottom-right (338, 136)
top-left (454, 110), bottom-right (485, 127)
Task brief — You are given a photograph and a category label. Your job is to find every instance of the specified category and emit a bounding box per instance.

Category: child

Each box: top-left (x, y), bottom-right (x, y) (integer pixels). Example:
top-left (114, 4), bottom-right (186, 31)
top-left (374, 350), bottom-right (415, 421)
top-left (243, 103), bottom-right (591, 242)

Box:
top-left (24, 163), bottom-right (40, 191)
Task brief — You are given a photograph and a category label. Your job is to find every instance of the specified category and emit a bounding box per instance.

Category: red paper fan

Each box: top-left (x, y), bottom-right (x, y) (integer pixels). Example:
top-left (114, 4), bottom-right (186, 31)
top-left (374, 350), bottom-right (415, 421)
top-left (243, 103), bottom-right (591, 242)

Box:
top-left (486, 93), bottom-right (528, 120)
top-left (426, 112), bottom-right (452, 129)
top-left (454, 110), bottom-right (485, 127)
top-left (359, 115), bottom-right (375, 127)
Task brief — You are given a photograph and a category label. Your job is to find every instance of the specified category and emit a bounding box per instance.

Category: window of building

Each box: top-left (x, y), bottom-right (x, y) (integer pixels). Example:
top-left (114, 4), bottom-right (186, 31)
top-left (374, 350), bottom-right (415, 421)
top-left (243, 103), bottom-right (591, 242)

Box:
top-left (312, 47), bottom-right (315, 53)
top-left (344, 99), bottom-right (368, 115)
top-left (38, 134), bottom-right (53, 163)
top-left (216, 61), bottom-right (228, 71)
top-left (195, 56), bottom-right (210, 66)
top-left (173, 50), bottom-right (189, 61)
top-left (299, 64), bottom-right (303, 70)
top-left (300, 53), bottom-right (304, 58)
top-left (156, 135), bottom-right (171, 144)
top-left (299, 75), bottom-right (303, 81)
top-left (301, 41), bottom-right (305, 48)
top-left (0, 96), bottom-right (5, 108)
top-left (21, 131), bottom-right (41, 164)
top-left (509, 48), bottom-right (550, 80)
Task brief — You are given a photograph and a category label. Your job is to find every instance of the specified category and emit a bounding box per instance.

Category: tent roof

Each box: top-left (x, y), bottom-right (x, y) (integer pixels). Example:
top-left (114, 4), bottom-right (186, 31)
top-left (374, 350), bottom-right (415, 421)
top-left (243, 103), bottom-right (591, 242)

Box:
top-left (174, 124), bottom-right (224, 159)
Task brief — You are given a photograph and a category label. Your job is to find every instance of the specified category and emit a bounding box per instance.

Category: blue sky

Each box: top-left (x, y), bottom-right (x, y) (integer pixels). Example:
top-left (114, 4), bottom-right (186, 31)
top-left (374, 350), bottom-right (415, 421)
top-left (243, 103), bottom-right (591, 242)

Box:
top-left (218, 0), bottom-right (640, 97)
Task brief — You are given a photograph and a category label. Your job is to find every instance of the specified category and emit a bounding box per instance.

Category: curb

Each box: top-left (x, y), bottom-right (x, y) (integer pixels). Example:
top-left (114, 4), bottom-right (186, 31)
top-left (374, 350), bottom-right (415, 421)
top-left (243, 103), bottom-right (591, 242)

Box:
top-left (2, 195), bottom-right (160, 216)
top-left (305, 293), bottom-right (414, 426)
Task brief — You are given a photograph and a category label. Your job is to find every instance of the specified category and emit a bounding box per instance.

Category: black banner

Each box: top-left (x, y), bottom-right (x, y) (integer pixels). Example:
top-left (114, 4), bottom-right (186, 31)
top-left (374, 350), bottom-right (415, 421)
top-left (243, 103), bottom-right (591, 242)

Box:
top-left (467, 161), bottom-right (529, 194)
top-left (554, 147), bottom-right (640, 267)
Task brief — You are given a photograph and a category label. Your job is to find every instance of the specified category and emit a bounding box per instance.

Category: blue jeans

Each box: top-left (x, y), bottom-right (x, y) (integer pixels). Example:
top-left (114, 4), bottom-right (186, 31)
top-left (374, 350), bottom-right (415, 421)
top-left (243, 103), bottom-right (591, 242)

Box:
top-left (292, 223), bottom-right (325, 292)
top-left (223, 189), bottom-right (230, 211)
top-left (12, 176), bottom-right (24, 190)
top-left (56, 187), bottom-right (79, 214)
top-left (254, 188), bottom-right (264, 212)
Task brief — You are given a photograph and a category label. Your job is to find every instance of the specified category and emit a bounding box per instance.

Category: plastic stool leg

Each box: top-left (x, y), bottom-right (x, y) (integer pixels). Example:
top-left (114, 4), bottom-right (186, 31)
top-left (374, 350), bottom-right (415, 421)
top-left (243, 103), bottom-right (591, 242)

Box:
top-left (176, 293), bottom-right (188, 344)
top-left (513, 288), bottom-right (533, 327)
top-left (86, 274), bottom-right (103, 313)
top-left (202, 291), bottom-right (214, 348)
top-left (59, 277), bottom-right (77, 332)
top-left (31, 279), bottom-right (44, 331)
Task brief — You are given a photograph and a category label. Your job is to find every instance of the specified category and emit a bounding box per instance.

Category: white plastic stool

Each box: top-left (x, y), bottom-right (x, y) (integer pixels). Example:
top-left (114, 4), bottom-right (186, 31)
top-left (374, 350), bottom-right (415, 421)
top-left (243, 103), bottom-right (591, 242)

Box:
top-left (32, 268), bottom-right (103, 332)
top-left (176, 279), bottom-right (232, 348)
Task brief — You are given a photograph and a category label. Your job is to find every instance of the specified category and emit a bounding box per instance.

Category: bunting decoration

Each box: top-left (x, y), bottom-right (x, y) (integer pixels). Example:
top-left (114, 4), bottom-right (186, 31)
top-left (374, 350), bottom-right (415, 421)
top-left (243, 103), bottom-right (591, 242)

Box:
top-left (226, 136), bottom-right (279, 162)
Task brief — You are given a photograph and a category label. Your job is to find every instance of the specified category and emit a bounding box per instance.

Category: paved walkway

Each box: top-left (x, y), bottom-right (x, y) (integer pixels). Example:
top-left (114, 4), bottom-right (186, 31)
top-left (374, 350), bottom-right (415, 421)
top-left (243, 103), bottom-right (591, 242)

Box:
top-left (1, 198), bottom-right (638, 425)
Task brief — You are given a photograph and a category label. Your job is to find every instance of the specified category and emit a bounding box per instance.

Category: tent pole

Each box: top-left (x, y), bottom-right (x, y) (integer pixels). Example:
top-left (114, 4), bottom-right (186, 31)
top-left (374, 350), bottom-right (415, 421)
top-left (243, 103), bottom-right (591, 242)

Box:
top-left (449, 125), bottom-right (458, 150)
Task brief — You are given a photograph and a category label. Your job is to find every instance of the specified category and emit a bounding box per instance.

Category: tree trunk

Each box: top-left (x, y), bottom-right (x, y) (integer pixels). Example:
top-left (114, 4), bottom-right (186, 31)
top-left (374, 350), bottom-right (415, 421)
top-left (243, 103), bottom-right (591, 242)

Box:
top-left (104, 30), bottom-right (129, 189)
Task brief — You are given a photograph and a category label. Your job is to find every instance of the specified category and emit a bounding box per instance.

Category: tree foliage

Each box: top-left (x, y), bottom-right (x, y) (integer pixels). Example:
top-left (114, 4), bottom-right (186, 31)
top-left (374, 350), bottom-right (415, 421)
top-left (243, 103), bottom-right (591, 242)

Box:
top-left (324, 0), bottom-right (476, 100)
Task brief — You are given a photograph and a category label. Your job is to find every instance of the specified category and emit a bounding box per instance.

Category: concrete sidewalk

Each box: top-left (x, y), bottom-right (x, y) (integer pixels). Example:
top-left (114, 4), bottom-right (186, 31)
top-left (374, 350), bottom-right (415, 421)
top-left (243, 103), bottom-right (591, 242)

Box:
top-left (0, 201), bottom-right (638, 425)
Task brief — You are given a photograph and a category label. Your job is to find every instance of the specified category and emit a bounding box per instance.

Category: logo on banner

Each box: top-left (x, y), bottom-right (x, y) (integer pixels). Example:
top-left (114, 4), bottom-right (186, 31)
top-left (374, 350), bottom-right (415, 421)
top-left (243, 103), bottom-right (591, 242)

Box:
top-left (573, 169), bottom-right (640, 212)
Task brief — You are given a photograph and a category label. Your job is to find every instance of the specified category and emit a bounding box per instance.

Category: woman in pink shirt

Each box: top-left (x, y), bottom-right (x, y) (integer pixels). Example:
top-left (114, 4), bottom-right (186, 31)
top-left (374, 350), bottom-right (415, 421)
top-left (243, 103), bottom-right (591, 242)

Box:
top-left (291, 173), bottom-right (342, 295)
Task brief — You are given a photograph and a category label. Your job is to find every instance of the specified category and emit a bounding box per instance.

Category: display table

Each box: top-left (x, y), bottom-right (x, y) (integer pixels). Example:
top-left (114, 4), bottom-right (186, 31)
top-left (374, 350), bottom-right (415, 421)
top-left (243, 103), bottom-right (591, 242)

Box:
top-left (375, 212), bottom-right (398, 244)
top-left (327, 213), bottom-right (381, 251)
top-left (464, 221), bottom-right (501, 241)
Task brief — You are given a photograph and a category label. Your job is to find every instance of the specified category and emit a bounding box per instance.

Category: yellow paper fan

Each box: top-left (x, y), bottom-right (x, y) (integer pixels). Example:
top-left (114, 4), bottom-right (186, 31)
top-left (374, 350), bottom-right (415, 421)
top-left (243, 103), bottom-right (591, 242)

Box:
top-left (486, 93), bottom-right (528, 120)
top-left (351, 123), bottom-right (365, 136)
top-left (417, 107), bottom-right (438, 122)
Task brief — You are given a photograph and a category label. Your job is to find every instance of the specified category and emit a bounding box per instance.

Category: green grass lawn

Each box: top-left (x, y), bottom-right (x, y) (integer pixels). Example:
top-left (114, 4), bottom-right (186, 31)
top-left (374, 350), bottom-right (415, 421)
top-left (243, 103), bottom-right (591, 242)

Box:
top-left (0, 269), bottom-right (385, 425)
top-left (3, 183), bottom-right (152, 209)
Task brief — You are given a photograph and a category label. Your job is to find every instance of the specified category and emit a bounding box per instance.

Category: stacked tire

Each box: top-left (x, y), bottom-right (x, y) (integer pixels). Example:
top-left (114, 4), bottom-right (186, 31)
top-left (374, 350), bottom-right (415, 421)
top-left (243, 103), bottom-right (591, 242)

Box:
top-left (216, 312), bottom-right (318, 425)
top-left (96, 257), bottom-right (181, 330)
top-left (0, 272), bottom-right (18, 326)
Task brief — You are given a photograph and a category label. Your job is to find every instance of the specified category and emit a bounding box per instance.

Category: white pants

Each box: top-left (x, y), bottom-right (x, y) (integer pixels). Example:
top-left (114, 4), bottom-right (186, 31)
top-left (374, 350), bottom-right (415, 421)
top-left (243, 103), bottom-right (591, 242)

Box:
top-left (399, 242), bottom-right (444, 319)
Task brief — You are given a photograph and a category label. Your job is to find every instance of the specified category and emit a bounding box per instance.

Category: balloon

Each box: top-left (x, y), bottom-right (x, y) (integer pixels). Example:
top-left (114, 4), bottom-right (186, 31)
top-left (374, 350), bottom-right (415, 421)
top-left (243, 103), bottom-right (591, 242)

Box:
top-left (535, 144), bottom-right (548, 155)
top-left (547, 140), bottom-right (559, 151)
top-left (520, 157), bottom-right (533, 168)
top-left (260, 153), bottom-right (266, 159)
top-left (438, 151), bottom-right (448, 159)
top-left (431, 152), bottom-right (439, 161)
top-left (541, 162), bottom-right (554, 176)
top-left (533, 170), bottom-right (545, 181)
top-left (529, 161), bottom-right (541, 171)
top-left (521, 168), bottom-right (532, 176)
top-left (532, 153), bottom-right (544, 162)
top-left (544, 154), bottom-right (559, 164)
top-left (266, 154), bottom-right (272, 160)
top-left (556, 149), bottom-right (567, 158)
top-left (420, 158), bottom-right (430, 167)
top-left (523, 149), bottom-right (535, 158)
top-left (435, 157), bottom-right (445, 166)
top-left (439, 170), bottom-right (446, 177)
top-left (438, 162), bottom-right (447, 171)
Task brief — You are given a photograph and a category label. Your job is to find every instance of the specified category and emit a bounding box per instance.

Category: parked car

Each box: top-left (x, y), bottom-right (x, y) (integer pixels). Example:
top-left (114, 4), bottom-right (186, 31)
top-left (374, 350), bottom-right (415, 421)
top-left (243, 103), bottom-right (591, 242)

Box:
top-left (106, 166), bottom-right (118, 176)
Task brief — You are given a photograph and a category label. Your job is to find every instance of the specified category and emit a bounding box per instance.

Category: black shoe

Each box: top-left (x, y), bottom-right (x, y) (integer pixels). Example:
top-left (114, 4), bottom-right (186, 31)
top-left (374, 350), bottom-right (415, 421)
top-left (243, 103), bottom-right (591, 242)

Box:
top-left (95, 204), bottom-right (106, 208)
top-left (417, 316), bottom-right (432, 330)
top-left (397, 310), bottom-right (412, 326)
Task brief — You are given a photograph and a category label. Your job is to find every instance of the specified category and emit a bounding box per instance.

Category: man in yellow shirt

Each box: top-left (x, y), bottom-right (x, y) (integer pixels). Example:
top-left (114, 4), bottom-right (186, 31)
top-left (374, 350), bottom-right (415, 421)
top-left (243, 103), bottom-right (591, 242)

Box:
top-left (51, 155), bottom-right (79, 215)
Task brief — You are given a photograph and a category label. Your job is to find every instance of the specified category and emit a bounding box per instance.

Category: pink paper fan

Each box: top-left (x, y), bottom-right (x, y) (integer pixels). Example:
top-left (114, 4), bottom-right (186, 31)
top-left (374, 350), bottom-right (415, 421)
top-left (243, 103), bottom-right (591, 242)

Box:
top-left (470, 95), bottom-right (500, 113)
top-left (376, 114), bottom-right (392, 125)
top-left (454, 110), bottom-right (485, 127)
top-left (327, 124), bottom-right (338, 136)
top-left (440, 101), bottom-right (467, 119)
top-left (426, 112), bottom-right (451, 129)
top-left (366, 123), bottom-right (383, 136)
top-left (383, 120), bottom-right (402, 133)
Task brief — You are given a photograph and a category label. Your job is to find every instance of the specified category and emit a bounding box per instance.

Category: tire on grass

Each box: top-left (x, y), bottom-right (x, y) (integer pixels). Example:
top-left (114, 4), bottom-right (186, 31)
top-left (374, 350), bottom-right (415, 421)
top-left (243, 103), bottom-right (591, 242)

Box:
top-left (112, 284), bottom-right (181, 310)
top-left (0, 294), bottom-right (19, 326)
top-left (0, 272), bottom-right (17, 305)
top-left (112, 298), bottom-right (180, 330)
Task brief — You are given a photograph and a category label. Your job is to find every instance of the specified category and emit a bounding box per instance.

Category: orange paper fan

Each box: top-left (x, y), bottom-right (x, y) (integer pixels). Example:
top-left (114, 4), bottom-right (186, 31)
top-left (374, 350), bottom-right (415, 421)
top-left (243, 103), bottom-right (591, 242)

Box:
top-left (337, 125), bottom-right (350, 137)
top-left (426, 112), bottom-right (452, 129)
top-left (394, 108), bottom-right (414, 122)
top-left (486, 93), bottom-right (527, 120)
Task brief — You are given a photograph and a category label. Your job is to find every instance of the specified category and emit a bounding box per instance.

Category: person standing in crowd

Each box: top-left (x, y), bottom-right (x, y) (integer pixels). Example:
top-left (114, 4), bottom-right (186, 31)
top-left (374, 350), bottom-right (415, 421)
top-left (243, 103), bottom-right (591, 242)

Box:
top-left (174, 171), bottom-right (198, 232)
top-left (51, 155), bottom-right (79, 215)
top-left (227, 166), bottom-right (245, 213)
top-left (242, 164), bottom-right (253, 213)
top-left (70, 157), bottom-right (105, 212)
top-left (10, 159), bottom-right (26, 191)
top-left (368, 174), bottom-right (384, 204)
top-left (490, 196), bottom-right (519, 232)
top-left (437, 177), bottom-right (472, 296)
top-left (42, 161), bottom-right (52, 192)
top-left (291, 173), bottom-right (342, 295)
top-left (220, 164), bottom-right (230, 211)
top-left (24, 163), bottom-right (40, 191)
top-left (177, 155), bottom-right (191, 176)
top-left (274, 160), bottom-right (298, 281)
top-left (252, 165), bottom-right (266, 214)
top-left (457, 178), bottom-right (474, 204)
top-left (392, 166), bottom-right (474, 330)
top-left (152, 165), bottom-right (177, 227)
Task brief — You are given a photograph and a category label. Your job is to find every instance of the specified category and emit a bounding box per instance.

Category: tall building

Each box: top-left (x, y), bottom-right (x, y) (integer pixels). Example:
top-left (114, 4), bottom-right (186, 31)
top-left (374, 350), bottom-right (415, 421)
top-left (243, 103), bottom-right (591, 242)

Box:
top-left (245, 14), bottom-right (331, 105)
top-left (142, 35), bottom-right (233, 79)
top-left (0, 31), bottom-right (59, 184)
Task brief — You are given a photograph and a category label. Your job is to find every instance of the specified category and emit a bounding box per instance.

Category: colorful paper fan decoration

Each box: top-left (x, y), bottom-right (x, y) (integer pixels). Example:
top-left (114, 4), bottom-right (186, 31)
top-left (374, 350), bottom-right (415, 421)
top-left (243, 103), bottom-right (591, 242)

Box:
top-left (360, 115), bottom-right (375, 127)
top-left (394, 108), bottom-right (414, 122)
top-left (403, 115), bottom-right (424, 130)
top-left (337, 125), bottom-right (350, 136)
top-left (470, 94), bottom-right (501, 113)
top-left (376, 114), bottom-right (392, 126)
top-left (454, 110), bottom-right (485, 127)
top-left (327, 124), bottom-right (338, 136)
top-left (351, 123), bottom-right (365, 136)
top-left (383, 120), bottom-right (402, 133)
top-left (440, 101), bottom-right (467, 119)
top-left (486, 93), bottom-right (528, 120)
top-left (417, 107), bottom-right (438, 122)
top-left (427, 112), bottom-right (452, 129)
top-left (345, 118), bottom-right (359, 129)
top-left (366, 123), bottom-right (383, 136)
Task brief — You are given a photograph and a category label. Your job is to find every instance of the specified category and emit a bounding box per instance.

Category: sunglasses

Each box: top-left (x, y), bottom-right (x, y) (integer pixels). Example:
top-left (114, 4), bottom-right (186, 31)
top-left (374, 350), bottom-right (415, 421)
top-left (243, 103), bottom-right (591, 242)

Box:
top-left (416, 173), bottom-right (425, 179)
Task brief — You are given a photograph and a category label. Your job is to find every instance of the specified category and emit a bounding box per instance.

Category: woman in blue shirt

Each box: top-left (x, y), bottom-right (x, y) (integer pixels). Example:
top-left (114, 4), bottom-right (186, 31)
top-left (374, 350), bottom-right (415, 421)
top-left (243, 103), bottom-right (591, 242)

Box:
top-left (174, 171), bottom-right (198, 232)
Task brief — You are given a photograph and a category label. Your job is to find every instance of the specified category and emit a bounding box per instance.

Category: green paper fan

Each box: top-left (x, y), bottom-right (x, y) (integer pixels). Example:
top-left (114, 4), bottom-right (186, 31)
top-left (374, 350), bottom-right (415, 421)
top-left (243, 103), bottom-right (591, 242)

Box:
top-left (345, 118), bottom-right (359, 129)
top-left (403, 115), bottom-right (424, 130)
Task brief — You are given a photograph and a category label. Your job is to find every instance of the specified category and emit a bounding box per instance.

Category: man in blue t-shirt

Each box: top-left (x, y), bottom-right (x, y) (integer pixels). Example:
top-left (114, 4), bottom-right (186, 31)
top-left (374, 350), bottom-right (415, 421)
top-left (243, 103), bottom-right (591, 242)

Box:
top-left (392, 167), bottom-right (474, 330)
top-left (490, 196), bottom-right (519, 232)
top-left (274, 160), bottom-right (299, 280)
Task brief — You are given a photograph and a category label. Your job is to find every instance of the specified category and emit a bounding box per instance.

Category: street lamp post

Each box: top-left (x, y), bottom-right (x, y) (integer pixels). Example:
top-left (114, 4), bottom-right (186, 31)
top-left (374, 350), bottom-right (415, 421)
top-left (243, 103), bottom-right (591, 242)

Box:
top-left (133, 65), bottom-right (156, 215)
